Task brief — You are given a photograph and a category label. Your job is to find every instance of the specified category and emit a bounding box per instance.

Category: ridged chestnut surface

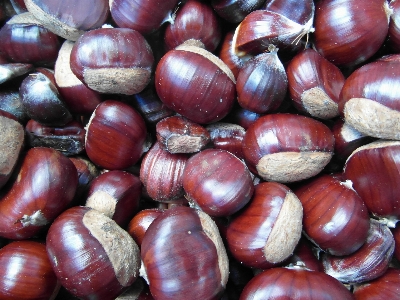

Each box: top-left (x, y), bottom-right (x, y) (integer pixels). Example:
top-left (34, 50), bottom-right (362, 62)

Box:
top-left (141, 206), bottom-right (229, 300)
top-left (110, 0), bottom-right (179, 35)
top-left (0, 147), bottom-right (77, 240)
top-left (155, 44), bottom-right (236, 124)
top-left (85, 100), bottom-right (147, 170)
top-left (353, 268), bottom-right (400, 299)
top-left (239, 267), bottom-right (354, 300)
top-left (322, 219), bottom-right (395, 284)
top-left (85, 170), bottom-right (142, 227)
top-left (339, 55), bottom-right (400, 140)
top-left (343, 140), bottom-right (400, 224)
top-left (295, 174), bottom-right (370, 256)
top-left (70, 28), bottom-right (154, 95)
top-left (286, 48), bottom-right (345, 119)
top-left (0, 241), bottom-right (59, 300)
top-left (314, 0), bottom-right (391, 67)
top-left (242, 113), bottom-right (335, 182)
top-left (46, 206), bottom-right (140, 300)
top-left (25, 0), bottom-right (109, 41)
top-left (227, 182), bottom-right (303, 269)
top-left (182, 148), bottom-right (254, 217)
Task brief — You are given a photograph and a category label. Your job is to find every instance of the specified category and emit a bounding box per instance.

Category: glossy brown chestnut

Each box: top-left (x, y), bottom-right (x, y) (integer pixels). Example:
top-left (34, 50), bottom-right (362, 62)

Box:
top-left (0, 113), bottom-right (24, 189)
top-left (54, 40), bottom-right (103, 116)
top-left (242, 113), bottom-right (335, 182)
top-left (25, 119), bottom-right (86, 156)
top-left (85, 170), bottom-right (141, 227)
top-left (343, 140), bottom-right (400, 224)
top-left (140, 142), bottom-right (188, 203)
top-left (284, 237), bottom-right (322, 272)
top-left (0, 240), bottom-right (59, 300)
top-left (141, 206), bottom-right (229, 300)
top-left (211, 0), bottom-right (265, 23)
top-left (389, 0), bottom-right (400, 52)
top-left (322, 219), bottom-right (395, 284)
top-left (70, 27), bottom-right (154, 95)
top-left (286, 48), bottom-right (345, 119)
top-left (0, 147), bottom-right (77, 239)
top-left (239, 267), bottom-right (354, 300)
top-left (0, 63), bottom-right (33, 84)
top-left (262, 0), bottom-right (315, 25)
top-left (127, 208), bottom-right (165, 246)
top-left (224, 104), bottom-right (263, 130)
top-left (353, 268), bottom-right (400, 299)
top-left (164, 0), bottom-right (221, 52)
top-left (339, 55), bottom-right (400, 140)
top-left (85, 100), bottom-right (147, 170)
top-left (156, 116), bottom-right (210, 153)
top-left (0, 12), bottom-right (60, 66)
top-left (313, 0), bottom-right (391, 67)
top-left (183, 148), bottom-right (254, 217)
top-left (25, 0), bottom-right (109, 41)
top-left (393, 223), bottom-right (400, 261)
top-left (155, 44), bottom-right (236, 124)
top-left (218, 30), bottom-right (245, 79)
top-left (19, 69), bottom-right (73, 126)
top-left (0, 88), bottom-right (29, 123)
top-left (295, 174), bottom-right (370, 256)
top-left (110, 0), bottom-right (179, 35)
top-left (226, 182), bottom-right (303, 269)
top-left (236, 46), bottom-right (287, 114)
top-left (46, 206), bottom-right (140, 300)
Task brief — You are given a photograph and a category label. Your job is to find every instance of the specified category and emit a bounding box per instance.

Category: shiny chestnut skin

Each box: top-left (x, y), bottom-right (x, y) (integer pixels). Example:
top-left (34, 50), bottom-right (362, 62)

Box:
top-left (46, 206), bottom-right (141, 300)
top-left (239, 267), bottom-right (354, 300)
top-left (242, 113), bottom-right (335, 183)
top-left (286, 48), bottom-right (345, 119)
top-left (343, 140), bottom-right (400, 224)
top-left (313, 0), bottom-right (391, 67)
top-left (141, 206), bottom-right (229, 300)
top-left (0, 63), bottom-right (33, 85)
top-left (155, 44), bottom-right (236, 124)
top-left (295, 174), bottom-right (370, 256)
top-left (127, 208), bottom-right (165, 246)
top-left (0, 147), bottom-right (78, 240)
top-left (389, 0), bottom-right (400, 52)
top-left (353, 268), bottom-right (400, 299)
top-left (284, 237), bottom-right (322, 272)
top-left (0, 240), bottom-right (59, 300)
top-left (262, 0), bottom-right (315, 25)
top-left (85, 170), bottom-right (141, 227)
top-left (0, 12), bottom-right (60, 66)
top-left (218, 30), bottom-right (244, 79)
top-left (0, 88), bottom-right (29, 123)
top-left (211, 0), bottom-right (265, 23)
top-left (226, 182), bottom-right (303, 269)
top-left (110, 0), bottom-right (179, 35)
top-left (25, 0), bottom-right (109, 41)
top-left (164, 0), bottom-right (221, 52)
top-left (182, 148), bottom-right (254, 217)
top-left (70, 28), bottom-right (154, 95)
top-left (393, 223), bottom-right (400, 261)
top-left (85, 100), bottom-right (147, 170)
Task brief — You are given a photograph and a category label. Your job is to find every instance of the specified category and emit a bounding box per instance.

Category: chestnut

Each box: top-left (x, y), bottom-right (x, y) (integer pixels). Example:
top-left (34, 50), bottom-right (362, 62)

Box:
top-left (211, 0), bottom-right (265, 23)
top-left (226, 182), bottom-right (303, 269)
top-left (218, 30), bottom-right (245, 79)
top-left (46, 206), bottom-right (141, 300)
top-left (0, 147), bottom-right (78, 240)
top-left (0, 88), bottom-right (29, 123)
top-left (70, 27), bottom-right (154, 95)
top-left (127, 208), bottom-right (165, 246)
top-left (0, 63), bottom-right (33, 84)
top-left (0, 240), bottom-right (60, 299)
top-left (182, 148), bottom-right (254, 217)
top-left (141, 206), bottom-right (229, 300)
top-left (353, 268), bottom-right (400, 299)
top-left (85, 100), bottom-right (147, 170)
top-left (242, 113), bottom-right (335, 183)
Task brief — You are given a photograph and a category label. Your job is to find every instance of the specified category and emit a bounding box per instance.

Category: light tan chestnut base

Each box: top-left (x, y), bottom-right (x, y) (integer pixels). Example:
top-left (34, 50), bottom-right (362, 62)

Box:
top-left (256, 151), bottom-right (332, 183)
top-left (344, 98), bottom-right (400, 140)
top-left (165, 135), bottom-right (206, 153)
top-left (54, 40), bottom-right (82, 88)
top-left (85, 190), bottom-right (117, 219)
top-left (264, 191), bottom-right (303, 263)
top-left (301, 87), bottom-right (339, 119)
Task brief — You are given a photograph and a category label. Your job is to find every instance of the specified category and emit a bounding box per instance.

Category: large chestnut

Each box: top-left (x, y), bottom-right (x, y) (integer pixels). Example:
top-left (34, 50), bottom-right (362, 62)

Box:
top-left (353, 268), bottom-right (400, 299)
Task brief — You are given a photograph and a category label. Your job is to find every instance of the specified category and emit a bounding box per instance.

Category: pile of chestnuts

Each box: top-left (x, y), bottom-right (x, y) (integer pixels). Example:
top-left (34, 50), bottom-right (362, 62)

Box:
top-left (1, 0), bottom-right (400, 299)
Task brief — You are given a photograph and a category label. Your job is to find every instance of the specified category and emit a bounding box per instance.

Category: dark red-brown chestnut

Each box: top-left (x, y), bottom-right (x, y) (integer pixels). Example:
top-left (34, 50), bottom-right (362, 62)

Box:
top-left (392, 223), bottom-right (400, 261)
top-left (0, 240), bottom-right (59, 300)
top-left (182, 148), bottom-right (254, 217)
top-left (262, 0), bottom-right (315, 26)
top-left (0, 147), bottom-right (78, 240)
top-left (218, 30), bottom-right (245, 79)
top-left (284, 237), bottom-right (322, 272)
top-left (46, 206), bottom-right (140, 300)
top-left (24, 0), bottom-right (109, 41)
top-left (211, 0), bottom-right (265, 23)
top-left (242, 113), bottom-right (335, 183)
top-left (70, 27), bottom-right (154, 95)
top-left (155, 44), bottom-right (236, 124)
top-left (127, 208), bottom-right (165, 246)
top-left (389, 0), bottom-right (400, 52)
top-left (141, 206), bottom-right (229, 300)
top-left (85, 100), bottom-right (147, 170)
top-left (353, 268), bottom-right (400, 299)
top-left (0, 89), bottom-right (29, 123)
top-left (0, 63), bottom-right (33, 85)
top-left (239, 267), bottom-right (354, 300)
top-left (226, 182), bottom-right (303, 269)
top-left (295, 174), bottom-right (370, 256)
